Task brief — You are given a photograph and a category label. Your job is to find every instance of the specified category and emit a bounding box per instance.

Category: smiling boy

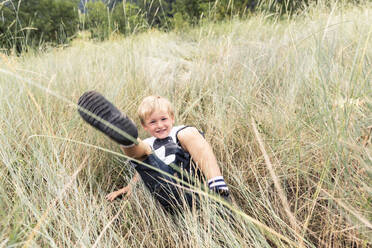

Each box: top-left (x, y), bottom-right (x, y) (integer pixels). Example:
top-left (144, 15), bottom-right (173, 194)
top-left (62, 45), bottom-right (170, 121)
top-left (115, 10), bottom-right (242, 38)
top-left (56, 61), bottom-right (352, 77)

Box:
top-left (78, 92), bottom-right (229, 213)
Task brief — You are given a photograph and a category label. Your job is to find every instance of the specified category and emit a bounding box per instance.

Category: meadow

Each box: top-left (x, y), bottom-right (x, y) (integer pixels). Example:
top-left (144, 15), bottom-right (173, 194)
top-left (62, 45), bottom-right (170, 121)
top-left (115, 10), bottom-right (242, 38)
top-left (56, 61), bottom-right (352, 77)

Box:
top-left (0, 1), bottom-right (371, 247)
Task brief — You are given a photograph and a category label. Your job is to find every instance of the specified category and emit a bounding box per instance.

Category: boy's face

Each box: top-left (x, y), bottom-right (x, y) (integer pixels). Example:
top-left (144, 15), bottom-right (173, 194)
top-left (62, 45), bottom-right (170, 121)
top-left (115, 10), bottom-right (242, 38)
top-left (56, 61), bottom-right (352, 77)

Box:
top-left (142, 109), bottom-right (174, 139)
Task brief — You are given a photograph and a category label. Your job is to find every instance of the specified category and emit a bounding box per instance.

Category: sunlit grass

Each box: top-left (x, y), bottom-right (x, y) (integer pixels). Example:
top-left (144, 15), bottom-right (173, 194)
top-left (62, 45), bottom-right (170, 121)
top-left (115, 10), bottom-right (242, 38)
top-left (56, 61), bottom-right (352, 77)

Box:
top-left (0, 1), bottom-right (371, 247)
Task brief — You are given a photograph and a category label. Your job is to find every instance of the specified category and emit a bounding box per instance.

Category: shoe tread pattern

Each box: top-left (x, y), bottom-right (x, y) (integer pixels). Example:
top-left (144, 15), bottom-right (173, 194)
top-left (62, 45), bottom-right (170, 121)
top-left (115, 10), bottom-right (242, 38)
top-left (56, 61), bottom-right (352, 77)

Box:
top-left (78, 91), bottom-right (138, 146)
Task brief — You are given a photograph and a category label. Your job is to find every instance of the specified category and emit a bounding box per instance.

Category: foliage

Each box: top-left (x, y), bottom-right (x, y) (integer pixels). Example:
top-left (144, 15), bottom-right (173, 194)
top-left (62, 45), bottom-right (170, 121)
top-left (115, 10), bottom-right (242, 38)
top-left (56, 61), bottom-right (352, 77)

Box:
top-left (83, 1), bottom-right (111, 40)
top-left (0, 0), bottom-right (79, 53)
top-left (134, 0), bottom-right (173, 29)
top-left (257, 0), bottom-right (311, 15)
top-left (112, 2), bottom-right (148, 35)
top-left (0, 0), bottom-right (367, 52)
top-left (172, 0), bottom-right (255, 25)
top-left (84, 1), bottom-right (147, 40)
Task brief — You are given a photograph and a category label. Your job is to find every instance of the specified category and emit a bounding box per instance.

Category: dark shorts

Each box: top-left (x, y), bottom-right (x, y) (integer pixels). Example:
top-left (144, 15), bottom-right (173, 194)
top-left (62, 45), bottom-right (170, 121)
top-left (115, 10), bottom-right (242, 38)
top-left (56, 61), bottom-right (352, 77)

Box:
top-left (131, 154), bottom-right (199, 213)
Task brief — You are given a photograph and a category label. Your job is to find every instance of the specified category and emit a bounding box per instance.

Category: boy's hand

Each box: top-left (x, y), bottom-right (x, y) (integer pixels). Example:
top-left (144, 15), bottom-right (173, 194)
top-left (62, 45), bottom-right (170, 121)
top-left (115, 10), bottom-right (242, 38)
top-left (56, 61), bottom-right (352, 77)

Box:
top-left (106, 185), bottom-right (132, 201)
top-left (77, 91), bottom-right (138, 147)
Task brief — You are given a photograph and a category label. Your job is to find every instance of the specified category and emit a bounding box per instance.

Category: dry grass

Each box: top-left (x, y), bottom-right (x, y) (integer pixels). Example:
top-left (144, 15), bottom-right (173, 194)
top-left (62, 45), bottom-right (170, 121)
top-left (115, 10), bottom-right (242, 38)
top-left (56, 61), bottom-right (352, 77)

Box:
top-left (0, 1), bottom-right (371, 247)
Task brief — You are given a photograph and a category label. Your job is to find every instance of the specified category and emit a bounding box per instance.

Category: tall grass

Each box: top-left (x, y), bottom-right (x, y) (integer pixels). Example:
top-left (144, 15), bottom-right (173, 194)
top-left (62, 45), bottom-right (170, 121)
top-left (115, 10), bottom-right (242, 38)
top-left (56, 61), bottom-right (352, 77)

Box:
top-left (0, 1), bottom-right (371, 247)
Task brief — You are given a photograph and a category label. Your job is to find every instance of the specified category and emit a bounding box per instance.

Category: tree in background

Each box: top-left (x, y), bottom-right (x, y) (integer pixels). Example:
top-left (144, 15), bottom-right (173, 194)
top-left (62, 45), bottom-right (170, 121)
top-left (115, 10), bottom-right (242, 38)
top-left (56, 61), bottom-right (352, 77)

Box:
top-left (83, 1), bottom-right (110, 40)
top-left (134, 0), bottom-right (173, 29)
top-left (83, 1), bottom-right (147, 40)
top-left (0, 0), bottom-right (359, 53)
top-left (172, 0), bottom-right (202, 26)
top-left (112, 2), bottom-right (148, 35)
top-left (256, 0), bottom-right (315, 16)
top-left (170, 0), bottom-right (256, 29)
top-left (0, 0), bottom-right (79, 53)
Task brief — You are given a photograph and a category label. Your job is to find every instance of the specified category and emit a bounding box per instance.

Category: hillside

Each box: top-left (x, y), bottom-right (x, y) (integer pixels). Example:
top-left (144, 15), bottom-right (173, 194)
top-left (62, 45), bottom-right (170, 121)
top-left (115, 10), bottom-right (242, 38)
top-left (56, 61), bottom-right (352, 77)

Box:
top-left (0, 2), bottom-right (371, 247)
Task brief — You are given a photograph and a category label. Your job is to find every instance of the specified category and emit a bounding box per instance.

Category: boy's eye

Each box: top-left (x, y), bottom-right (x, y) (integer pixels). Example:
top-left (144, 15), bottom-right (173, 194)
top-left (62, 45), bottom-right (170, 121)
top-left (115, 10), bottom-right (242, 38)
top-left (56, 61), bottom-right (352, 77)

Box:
top-left (161, 117), bottom-right (167, 121)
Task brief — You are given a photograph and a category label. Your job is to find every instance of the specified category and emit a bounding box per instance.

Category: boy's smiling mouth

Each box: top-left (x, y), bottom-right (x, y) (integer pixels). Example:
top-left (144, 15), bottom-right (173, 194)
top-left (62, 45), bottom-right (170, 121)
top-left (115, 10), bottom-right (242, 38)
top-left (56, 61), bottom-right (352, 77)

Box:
top-left (156, 129), bottom-right (169, 136)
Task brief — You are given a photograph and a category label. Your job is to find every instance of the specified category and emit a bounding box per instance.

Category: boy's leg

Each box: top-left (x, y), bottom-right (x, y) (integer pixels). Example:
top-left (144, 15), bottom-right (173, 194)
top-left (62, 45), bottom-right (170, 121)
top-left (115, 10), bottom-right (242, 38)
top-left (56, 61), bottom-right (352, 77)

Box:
top-left (78, 91), bottom-right (138, 147)
top-left (78, 91), bottom-right (152, 160)
top-left (121, 138), bottom-right (152, 161)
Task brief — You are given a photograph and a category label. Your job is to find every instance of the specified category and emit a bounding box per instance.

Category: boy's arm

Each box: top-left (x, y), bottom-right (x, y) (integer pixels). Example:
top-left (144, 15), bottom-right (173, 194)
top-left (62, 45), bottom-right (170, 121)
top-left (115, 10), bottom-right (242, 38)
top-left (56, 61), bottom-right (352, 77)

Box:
top-left (178, 127), bottom-right (230, 198)
top-left (106, 172), bottom-right (140, 201)
top-left (177, 127), bottom-right (222, 180)
top-left (106, 138), bottom-right (150, 202)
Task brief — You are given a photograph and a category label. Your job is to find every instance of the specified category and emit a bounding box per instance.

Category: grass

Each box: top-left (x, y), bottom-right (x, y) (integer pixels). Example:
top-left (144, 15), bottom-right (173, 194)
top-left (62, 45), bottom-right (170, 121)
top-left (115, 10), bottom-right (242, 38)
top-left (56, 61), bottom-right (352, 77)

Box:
top-left (0, 1), bottom-right (371, 247)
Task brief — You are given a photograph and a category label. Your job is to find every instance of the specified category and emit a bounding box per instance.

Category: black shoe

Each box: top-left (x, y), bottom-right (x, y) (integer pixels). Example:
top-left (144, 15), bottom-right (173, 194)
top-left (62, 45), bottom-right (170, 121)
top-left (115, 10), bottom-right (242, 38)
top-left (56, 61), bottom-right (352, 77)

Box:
top-left (78, 91), bottom-right (138, 146)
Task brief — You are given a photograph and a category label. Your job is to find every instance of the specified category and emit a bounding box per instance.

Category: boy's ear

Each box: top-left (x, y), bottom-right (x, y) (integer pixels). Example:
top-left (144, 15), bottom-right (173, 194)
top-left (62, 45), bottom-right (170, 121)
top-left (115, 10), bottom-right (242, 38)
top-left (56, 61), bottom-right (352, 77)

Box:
top-left (141, 122), bottom-right (148, 131)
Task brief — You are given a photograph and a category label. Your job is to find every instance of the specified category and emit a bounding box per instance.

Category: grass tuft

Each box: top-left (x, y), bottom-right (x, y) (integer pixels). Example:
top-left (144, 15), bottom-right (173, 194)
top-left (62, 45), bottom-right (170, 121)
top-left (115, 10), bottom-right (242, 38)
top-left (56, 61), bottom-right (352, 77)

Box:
top-left (0, 1), bottom-right (371, 247)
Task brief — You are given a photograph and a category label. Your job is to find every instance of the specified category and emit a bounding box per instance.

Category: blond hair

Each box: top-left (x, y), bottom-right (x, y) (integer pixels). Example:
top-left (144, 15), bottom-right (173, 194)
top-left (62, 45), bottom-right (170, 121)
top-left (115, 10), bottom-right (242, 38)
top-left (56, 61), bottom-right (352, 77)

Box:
top-left (138, 95), bottom-right (174, 124)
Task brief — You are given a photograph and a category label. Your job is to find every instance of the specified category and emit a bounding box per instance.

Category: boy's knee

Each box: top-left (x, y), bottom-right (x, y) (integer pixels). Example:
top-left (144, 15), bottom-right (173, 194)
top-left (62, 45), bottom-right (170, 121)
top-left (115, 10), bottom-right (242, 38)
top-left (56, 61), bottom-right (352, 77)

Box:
top-left (121, 139), bottom-right (151, 161)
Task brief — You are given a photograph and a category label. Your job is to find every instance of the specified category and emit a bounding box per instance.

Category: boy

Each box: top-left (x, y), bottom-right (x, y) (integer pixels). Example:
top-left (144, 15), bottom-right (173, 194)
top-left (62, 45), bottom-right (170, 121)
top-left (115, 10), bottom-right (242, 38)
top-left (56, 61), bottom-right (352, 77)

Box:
top-left (78, 92), bottom-right (229, 213)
